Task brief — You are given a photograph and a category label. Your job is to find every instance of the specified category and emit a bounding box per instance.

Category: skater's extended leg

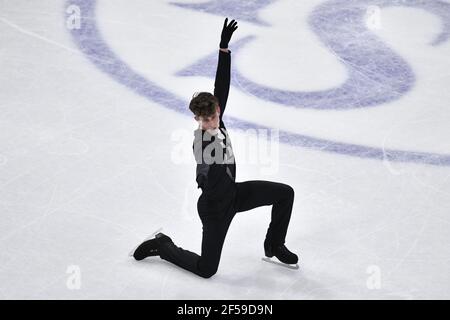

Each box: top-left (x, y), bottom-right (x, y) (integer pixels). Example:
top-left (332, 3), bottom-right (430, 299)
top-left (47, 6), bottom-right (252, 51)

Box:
top-left (158, 215), bottom-right (231, 279)
top-left (234, 180), bottom-right (294, 246)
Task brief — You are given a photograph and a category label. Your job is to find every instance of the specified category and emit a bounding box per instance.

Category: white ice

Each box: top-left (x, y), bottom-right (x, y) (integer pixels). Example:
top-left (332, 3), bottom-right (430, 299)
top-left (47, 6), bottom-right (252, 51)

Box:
top-left (0, 0), bottom-right (450, 299)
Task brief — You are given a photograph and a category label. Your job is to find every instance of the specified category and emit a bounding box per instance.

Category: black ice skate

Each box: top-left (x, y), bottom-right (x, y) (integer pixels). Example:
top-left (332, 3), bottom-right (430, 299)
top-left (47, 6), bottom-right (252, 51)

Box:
top-left (131, 231), bottom-right (173, 260)
top-left (129, 228), bottom-right (168, 259)
top-left (262, 241), bottom-right (299, 270)
top-left (132, 237), bottom-right (160, 261)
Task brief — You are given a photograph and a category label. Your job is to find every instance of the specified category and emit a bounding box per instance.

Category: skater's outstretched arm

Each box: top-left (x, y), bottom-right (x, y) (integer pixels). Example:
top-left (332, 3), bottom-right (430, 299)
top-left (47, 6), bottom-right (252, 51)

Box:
top-left (214, 18), bottom-right (238, 121)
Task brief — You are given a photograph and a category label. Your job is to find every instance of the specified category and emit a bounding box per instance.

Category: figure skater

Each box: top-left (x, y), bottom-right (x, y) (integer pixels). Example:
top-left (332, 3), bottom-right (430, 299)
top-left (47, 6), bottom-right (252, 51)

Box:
top-left (132, 18), bottom-right (298, 278)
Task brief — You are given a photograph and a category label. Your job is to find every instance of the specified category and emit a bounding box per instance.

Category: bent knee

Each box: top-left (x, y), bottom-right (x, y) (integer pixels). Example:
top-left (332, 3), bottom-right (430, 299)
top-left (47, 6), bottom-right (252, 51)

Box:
top-left (200, 272), bottom-right (216, 279)
top-left (282, 184), bottom-right (294, 199)
top-left (199, 265), bottom-right (218, 279)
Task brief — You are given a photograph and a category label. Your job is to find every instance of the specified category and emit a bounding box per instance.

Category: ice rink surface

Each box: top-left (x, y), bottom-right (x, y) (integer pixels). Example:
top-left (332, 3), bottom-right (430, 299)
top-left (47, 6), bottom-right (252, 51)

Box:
top-left (1, 0), bottom-right (450, 299)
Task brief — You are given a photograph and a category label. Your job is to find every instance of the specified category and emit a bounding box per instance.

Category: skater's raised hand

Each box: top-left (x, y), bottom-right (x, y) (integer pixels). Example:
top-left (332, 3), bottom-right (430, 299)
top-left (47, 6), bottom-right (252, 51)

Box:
top-left (220, 17), bottom-right (238, 49)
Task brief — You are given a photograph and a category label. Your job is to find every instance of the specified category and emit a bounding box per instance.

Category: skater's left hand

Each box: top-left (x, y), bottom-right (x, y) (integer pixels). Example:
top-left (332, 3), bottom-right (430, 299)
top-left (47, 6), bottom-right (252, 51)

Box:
top-left (220, 17), bottom-right (238, 49)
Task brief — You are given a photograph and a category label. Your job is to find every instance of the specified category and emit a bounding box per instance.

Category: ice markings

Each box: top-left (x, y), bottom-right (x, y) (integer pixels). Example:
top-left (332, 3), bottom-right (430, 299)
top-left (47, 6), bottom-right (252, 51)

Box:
top-left (169, 0), bottom-right (275, 26)
top-left (67, 0), bottom-right (450, 166)
top-left (0, 154), bottom-right (7, 167)
top-left (177, 0), bottom-right (450, 109)
top-left (44, 135), bottom-right (89, 156)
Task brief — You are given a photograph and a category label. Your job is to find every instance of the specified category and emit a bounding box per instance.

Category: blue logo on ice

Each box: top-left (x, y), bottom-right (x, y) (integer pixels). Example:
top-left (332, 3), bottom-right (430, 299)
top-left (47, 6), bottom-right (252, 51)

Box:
top-left (67, 0), bottom-right (450, 166)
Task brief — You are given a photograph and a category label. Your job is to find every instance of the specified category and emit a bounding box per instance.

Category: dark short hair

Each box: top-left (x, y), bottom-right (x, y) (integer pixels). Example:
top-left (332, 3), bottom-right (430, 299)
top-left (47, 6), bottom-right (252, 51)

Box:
top-left (189, 92), bottom-right (218, 118)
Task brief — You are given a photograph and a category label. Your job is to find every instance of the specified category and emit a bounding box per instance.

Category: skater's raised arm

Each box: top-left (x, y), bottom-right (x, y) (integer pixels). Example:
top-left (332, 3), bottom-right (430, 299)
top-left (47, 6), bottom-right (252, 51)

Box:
top-left (214, 18), bottom-right (238, 121)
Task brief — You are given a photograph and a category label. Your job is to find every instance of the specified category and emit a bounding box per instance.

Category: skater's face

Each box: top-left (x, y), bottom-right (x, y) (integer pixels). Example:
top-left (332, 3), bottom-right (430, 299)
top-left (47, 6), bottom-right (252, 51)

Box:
top-left (195, 105), bottom-right (220, 130)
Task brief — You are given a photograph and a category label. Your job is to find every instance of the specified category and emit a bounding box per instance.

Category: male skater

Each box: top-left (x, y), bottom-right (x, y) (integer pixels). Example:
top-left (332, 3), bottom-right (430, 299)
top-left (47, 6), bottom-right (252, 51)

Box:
top-left (133, 18), bottom-right (298, 278)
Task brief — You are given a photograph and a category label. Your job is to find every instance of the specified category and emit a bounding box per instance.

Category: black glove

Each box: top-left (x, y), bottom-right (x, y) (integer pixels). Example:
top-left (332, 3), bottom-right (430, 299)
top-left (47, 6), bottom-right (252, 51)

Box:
top-left (220, 17), bottom-right (238, 49)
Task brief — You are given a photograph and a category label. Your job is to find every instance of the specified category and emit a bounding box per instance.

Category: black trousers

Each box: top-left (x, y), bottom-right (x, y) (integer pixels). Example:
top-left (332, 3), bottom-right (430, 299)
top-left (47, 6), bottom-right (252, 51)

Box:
top-left (158, 180), bottom-right (295, 278)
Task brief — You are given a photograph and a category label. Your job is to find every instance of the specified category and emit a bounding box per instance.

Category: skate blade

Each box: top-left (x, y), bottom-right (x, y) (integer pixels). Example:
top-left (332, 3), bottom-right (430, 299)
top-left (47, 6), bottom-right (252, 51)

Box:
top-left (128, 227), bottom-right (163, 257)
top-left (261, 257), bottom-right (299, 270)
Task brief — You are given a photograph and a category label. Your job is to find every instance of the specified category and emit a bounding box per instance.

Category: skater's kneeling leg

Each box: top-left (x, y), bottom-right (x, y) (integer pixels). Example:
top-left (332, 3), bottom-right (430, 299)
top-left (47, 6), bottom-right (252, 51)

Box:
top-left (158, 237), bottom-right (203, 274)
top-left (158, 238), bottom-right (220, 279)
top-left (195, 217), bottom-right (230, 279)
top-left (197, 261), bottom-right (219, 279)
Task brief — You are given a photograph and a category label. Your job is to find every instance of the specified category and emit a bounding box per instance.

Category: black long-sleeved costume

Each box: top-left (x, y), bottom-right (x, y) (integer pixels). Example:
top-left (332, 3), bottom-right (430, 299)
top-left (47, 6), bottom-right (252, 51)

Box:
top-left (157, 49), bottom-right (295, 279)
top-left (192, 49), bottom-right (236, 199)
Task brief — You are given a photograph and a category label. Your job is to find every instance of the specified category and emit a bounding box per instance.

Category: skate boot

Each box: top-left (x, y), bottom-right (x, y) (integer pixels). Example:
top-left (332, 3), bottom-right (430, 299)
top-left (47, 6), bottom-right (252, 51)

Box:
top-left (263, 240), bottom-right (299, 269)
top-left (132, 232), bottom-right (172, 261)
